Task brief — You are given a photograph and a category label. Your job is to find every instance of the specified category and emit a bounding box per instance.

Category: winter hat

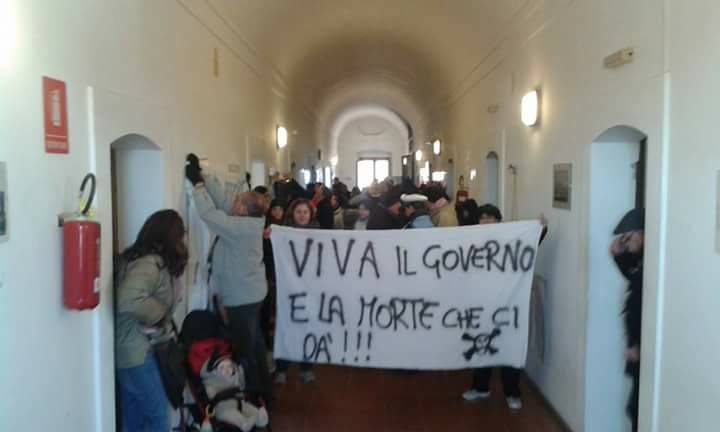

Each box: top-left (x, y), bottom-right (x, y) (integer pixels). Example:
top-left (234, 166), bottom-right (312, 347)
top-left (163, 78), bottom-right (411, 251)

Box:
top-left (401, 194), bottom-right (429, 205)
top-left (613, 208), bottom-right (645, 235)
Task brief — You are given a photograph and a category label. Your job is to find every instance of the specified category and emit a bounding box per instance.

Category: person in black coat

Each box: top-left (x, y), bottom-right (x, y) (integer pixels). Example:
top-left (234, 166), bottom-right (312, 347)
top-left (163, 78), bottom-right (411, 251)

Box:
top-left (367, 185), bottom-right (405, 230)
top-left (455, 190), bottom-right (480, 226)
top-left (261, 199), bottom-right (286, 349)
top-left (462, 204), bottom-right (548, 410)
top-left (610, 208), bottom-right (645, 432)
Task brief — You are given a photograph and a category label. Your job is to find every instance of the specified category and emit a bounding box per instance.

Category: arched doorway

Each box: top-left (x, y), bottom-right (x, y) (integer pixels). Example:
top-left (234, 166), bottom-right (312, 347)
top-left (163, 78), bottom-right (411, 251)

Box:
top-left (586, 125), bottom-right (647, 432)
top-left (485, 151), bottom-right (500, 206)
top-left (110, 134), bottom-right (164, 255)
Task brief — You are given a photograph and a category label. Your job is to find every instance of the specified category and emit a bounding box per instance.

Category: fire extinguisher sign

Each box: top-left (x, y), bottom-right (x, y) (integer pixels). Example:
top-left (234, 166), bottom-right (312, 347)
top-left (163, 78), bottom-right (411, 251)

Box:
top-left (42, 76), bottom-right (69, 154)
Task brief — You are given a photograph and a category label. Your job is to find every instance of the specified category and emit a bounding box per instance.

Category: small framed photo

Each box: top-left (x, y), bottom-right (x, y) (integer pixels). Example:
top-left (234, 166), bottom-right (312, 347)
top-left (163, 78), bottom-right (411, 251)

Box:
top-left (716, 171), bottom-right (720, 254)
top-left (553, 163), bottom-right (572, 210)
top-left (0, 162), bottom-right (7, 241)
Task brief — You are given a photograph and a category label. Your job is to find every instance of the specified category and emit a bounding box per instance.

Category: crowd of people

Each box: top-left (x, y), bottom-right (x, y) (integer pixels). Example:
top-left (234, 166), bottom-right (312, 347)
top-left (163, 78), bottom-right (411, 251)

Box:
top-left (113, 153), bottom-right (643, 431)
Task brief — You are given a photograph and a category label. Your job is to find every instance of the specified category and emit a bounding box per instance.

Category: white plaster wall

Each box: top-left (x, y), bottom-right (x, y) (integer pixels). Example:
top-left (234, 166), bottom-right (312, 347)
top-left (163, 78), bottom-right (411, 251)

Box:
top-left (0, 1), bottom-right (314, 430)
top-left (440, 0), bottom-right (666, 430)
top-left (658, 2), bottom-right (720, 430)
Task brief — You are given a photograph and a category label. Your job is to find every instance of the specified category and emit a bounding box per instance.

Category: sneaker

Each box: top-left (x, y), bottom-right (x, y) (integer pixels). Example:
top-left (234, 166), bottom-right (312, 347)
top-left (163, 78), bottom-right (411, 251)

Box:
top-left (300, 370), bottom-right (316, 383)
top-left (462, 389), bottom-right (491, 401)
top-left (273, 372), bottom-right (287, 384)
top-left (506, 396), bottom-right (523, 410)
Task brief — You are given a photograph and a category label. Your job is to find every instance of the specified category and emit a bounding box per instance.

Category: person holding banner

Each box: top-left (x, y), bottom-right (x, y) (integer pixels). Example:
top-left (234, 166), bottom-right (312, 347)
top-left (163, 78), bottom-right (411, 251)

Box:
top-left (185, 154), bottom-right (273, 406)
top-left (273, 198), bottom-right (317, 384)
top-left (262, 199), bottom-right (287, 352)
top-left (462, 204), bottom-right (548, 410)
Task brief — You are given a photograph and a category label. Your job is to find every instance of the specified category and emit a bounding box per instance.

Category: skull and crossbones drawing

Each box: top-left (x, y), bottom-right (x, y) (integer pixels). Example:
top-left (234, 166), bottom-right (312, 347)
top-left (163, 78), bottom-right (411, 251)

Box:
top-left (461, 328), bottom-right (502, 361)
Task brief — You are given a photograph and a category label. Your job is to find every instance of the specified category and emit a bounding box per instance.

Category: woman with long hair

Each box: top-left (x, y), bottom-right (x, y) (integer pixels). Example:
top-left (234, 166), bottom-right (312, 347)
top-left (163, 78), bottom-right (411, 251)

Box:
top-left (115, 209), bottom-right (188, 431)
top-left (274, 198), bottom-right (317, 384)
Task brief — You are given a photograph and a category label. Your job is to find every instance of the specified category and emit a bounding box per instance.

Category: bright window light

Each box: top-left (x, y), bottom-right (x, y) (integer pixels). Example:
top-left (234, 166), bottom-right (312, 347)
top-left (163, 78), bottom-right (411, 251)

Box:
top-left (0, 0), bottom-right (18, 68)
top-left (415, 150), bottom-right (423, 161)
top-left (419, 161), bottom-right (430, 184)
top-left (375, 159), bottom-right (389, 180)
top-left (521, 90), bottom-right (539, 127)
top-left (276, 126), bottom-right (288, 148)
top-left (324, 166), bottom-right (332, 187)
top-left (432, 171), bottom-right (447, 182)
top-left (470, 169), bottom-right (477, 181)
top-left (433, 139), bottom-right (441, 155)
top-left (357, 159), bottom-right (390, 189)
top-left (301, 169), bottom-right (311, 185)
top-left (330, 156), bottom-right (338, 166)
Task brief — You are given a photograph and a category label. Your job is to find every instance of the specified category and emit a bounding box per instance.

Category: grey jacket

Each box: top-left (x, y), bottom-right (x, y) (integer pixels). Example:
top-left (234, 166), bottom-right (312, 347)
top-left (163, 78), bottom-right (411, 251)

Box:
top-left (192, 176), bottom-right (267, 307)
top-left (115, 254), bottom-right (176, 369)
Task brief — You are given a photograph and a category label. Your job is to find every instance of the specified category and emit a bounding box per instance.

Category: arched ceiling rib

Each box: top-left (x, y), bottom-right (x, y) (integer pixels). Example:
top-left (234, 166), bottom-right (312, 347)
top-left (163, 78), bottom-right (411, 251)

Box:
top-left (201, 0), bottom-right (546, 153)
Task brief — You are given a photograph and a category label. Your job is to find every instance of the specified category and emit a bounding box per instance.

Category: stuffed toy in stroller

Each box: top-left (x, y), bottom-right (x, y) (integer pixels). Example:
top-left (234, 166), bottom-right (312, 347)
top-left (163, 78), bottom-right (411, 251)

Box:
top-left (201, 351), bottom-right (269, 431)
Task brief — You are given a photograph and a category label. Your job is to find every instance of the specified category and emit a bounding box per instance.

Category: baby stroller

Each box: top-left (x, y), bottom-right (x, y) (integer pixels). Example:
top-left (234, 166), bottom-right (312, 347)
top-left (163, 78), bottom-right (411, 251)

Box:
top-left (176, 310), bottom-right (269, 432)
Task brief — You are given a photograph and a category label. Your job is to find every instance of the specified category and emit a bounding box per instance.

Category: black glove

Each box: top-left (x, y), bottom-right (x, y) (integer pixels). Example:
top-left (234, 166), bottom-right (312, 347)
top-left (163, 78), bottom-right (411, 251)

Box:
top-left (185, 153), bottom-right (203, 185)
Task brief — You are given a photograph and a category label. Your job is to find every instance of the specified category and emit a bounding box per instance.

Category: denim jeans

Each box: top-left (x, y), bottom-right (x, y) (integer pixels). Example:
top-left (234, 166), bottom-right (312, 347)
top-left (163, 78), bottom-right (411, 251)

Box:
top-left (117, 353), bottom-right (169, 432)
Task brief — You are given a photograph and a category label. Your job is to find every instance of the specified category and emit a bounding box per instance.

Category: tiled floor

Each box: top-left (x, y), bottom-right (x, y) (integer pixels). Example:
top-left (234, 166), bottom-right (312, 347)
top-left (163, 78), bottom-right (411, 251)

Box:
top-left (270, 365), bottom-right (569, 432)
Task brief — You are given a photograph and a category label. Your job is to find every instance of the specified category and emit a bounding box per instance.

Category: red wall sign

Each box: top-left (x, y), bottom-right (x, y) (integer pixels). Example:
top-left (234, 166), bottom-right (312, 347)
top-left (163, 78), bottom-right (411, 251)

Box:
top-left (43, 77), bottom-right (69, 154)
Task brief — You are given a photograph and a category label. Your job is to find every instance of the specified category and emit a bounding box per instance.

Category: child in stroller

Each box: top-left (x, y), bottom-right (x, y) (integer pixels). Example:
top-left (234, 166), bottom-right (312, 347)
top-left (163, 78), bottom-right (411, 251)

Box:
top-left (181, 310), bottom-right (269, 432)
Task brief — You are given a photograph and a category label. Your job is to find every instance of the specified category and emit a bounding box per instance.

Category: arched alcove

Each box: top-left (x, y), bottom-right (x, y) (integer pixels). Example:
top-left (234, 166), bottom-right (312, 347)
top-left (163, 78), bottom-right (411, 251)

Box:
top-left (110, 134), bottom-right (163, 255)
top-left (484, 151), bottom-right (500, 206)
top-left (586, 125), bottom-right (647, 432)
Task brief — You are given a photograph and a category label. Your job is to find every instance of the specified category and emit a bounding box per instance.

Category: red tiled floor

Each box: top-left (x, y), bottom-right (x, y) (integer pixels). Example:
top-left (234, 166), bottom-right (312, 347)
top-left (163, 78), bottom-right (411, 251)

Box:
top-left (270, 366), bottom-right (569, 432)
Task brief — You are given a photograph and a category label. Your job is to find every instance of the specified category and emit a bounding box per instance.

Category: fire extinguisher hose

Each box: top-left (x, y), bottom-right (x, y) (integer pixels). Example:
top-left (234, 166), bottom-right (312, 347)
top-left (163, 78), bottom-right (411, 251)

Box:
top-left (79, 173), bottom-right (96, 216)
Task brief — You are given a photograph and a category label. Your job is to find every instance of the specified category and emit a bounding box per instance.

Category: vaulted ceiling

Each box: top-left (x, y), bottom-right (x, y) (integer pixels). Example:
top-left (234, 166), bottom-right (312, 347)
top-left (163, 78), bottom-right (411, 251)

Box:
top-left (185, 0), bottom-right (557, 151)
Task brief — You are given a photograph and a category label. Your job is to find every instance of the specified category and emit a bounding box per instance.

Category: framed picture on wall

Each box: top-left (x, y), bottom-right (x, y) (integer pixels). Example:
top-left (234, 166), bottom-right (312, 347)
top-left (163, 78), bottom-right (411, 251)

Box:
top-left (553, 163), bottom-right (572, 210)
top-left (0, 161), bottom-right (8, 242)
top-left (716, 171), bottom-right (720, 254)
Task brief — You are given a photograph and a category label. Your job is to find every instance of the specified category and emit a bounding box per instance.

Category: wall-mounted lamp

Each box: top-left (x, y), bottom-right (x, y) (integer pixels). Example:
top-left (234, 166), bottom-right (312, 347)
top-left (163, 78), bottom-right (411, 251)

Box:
top-left (330, 156), bottom-right (338, 166)
top-left (415, 150), bottom-right (423, 161)
top-left (433, 139), bottom-right (441, 156)
top-left (276, 126), bottom-right (288, 148)
top-left (402, 156), bottom-right (408, 166)
top-left (470, 169), bottom-right (477, 181)
top-left (521, 90), bottom-right (539, 127)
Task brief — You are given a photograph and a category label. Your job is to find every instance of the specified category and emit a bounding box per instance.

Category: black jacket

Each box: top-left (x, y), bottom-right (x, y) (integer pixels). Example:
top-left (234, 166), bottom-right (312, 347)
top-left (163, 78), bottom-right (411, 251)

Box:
top-left (614, 253), bottom-right (643, 350)
top-left (367, 207), bottom-right (404, 230)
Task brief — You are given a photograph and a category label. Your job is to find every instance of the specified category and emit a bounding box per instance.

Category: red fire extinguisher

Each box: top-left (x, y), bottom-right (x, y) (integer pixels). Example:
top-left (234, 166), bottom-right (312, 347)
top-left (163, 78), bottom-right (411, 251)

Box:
top-left (62, 173), bottom-right (101, 310)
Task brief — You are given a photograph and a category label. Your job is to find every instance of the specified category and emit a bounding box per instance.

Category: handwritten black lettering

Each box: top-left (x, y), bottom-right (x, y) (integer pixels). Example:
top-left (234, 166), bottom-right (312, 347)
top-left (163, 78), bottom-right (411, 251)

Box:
top-left (332, 238), bottom-right (355, 276)
top-left (289, 239), bottom-right (313, 277)
top-left (359, 241), bottom-right (380, 278)
top-left (289, 293), bottom-right (309, 323)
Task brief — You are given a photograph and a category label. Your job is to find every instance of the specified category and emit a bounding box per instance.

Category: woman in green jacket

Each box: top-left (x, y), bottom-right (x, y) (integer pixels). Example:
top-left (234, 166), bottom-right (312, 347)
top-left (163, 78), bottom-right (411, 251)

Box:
top-left (115, 210), bottom-right (188, 432)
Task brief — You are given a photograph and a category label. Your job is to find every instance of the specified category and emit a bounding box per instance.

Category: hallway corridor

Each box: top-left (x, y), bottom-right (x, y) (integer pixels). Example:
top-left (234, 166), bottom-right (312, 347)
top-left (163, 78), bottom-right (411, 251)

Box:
top-left (3, 1), bottom-right (720, 430)
top-left (271, 366), bottom-right (568, 432)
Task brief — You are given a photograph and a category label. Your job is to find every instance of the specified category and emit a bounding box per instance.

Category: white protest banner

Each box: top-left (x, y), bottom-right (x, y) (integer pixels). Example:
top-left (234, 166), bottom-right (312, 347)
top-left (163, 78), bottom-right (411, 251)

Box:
top-left (270, 221), bottom-right (542, 370)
